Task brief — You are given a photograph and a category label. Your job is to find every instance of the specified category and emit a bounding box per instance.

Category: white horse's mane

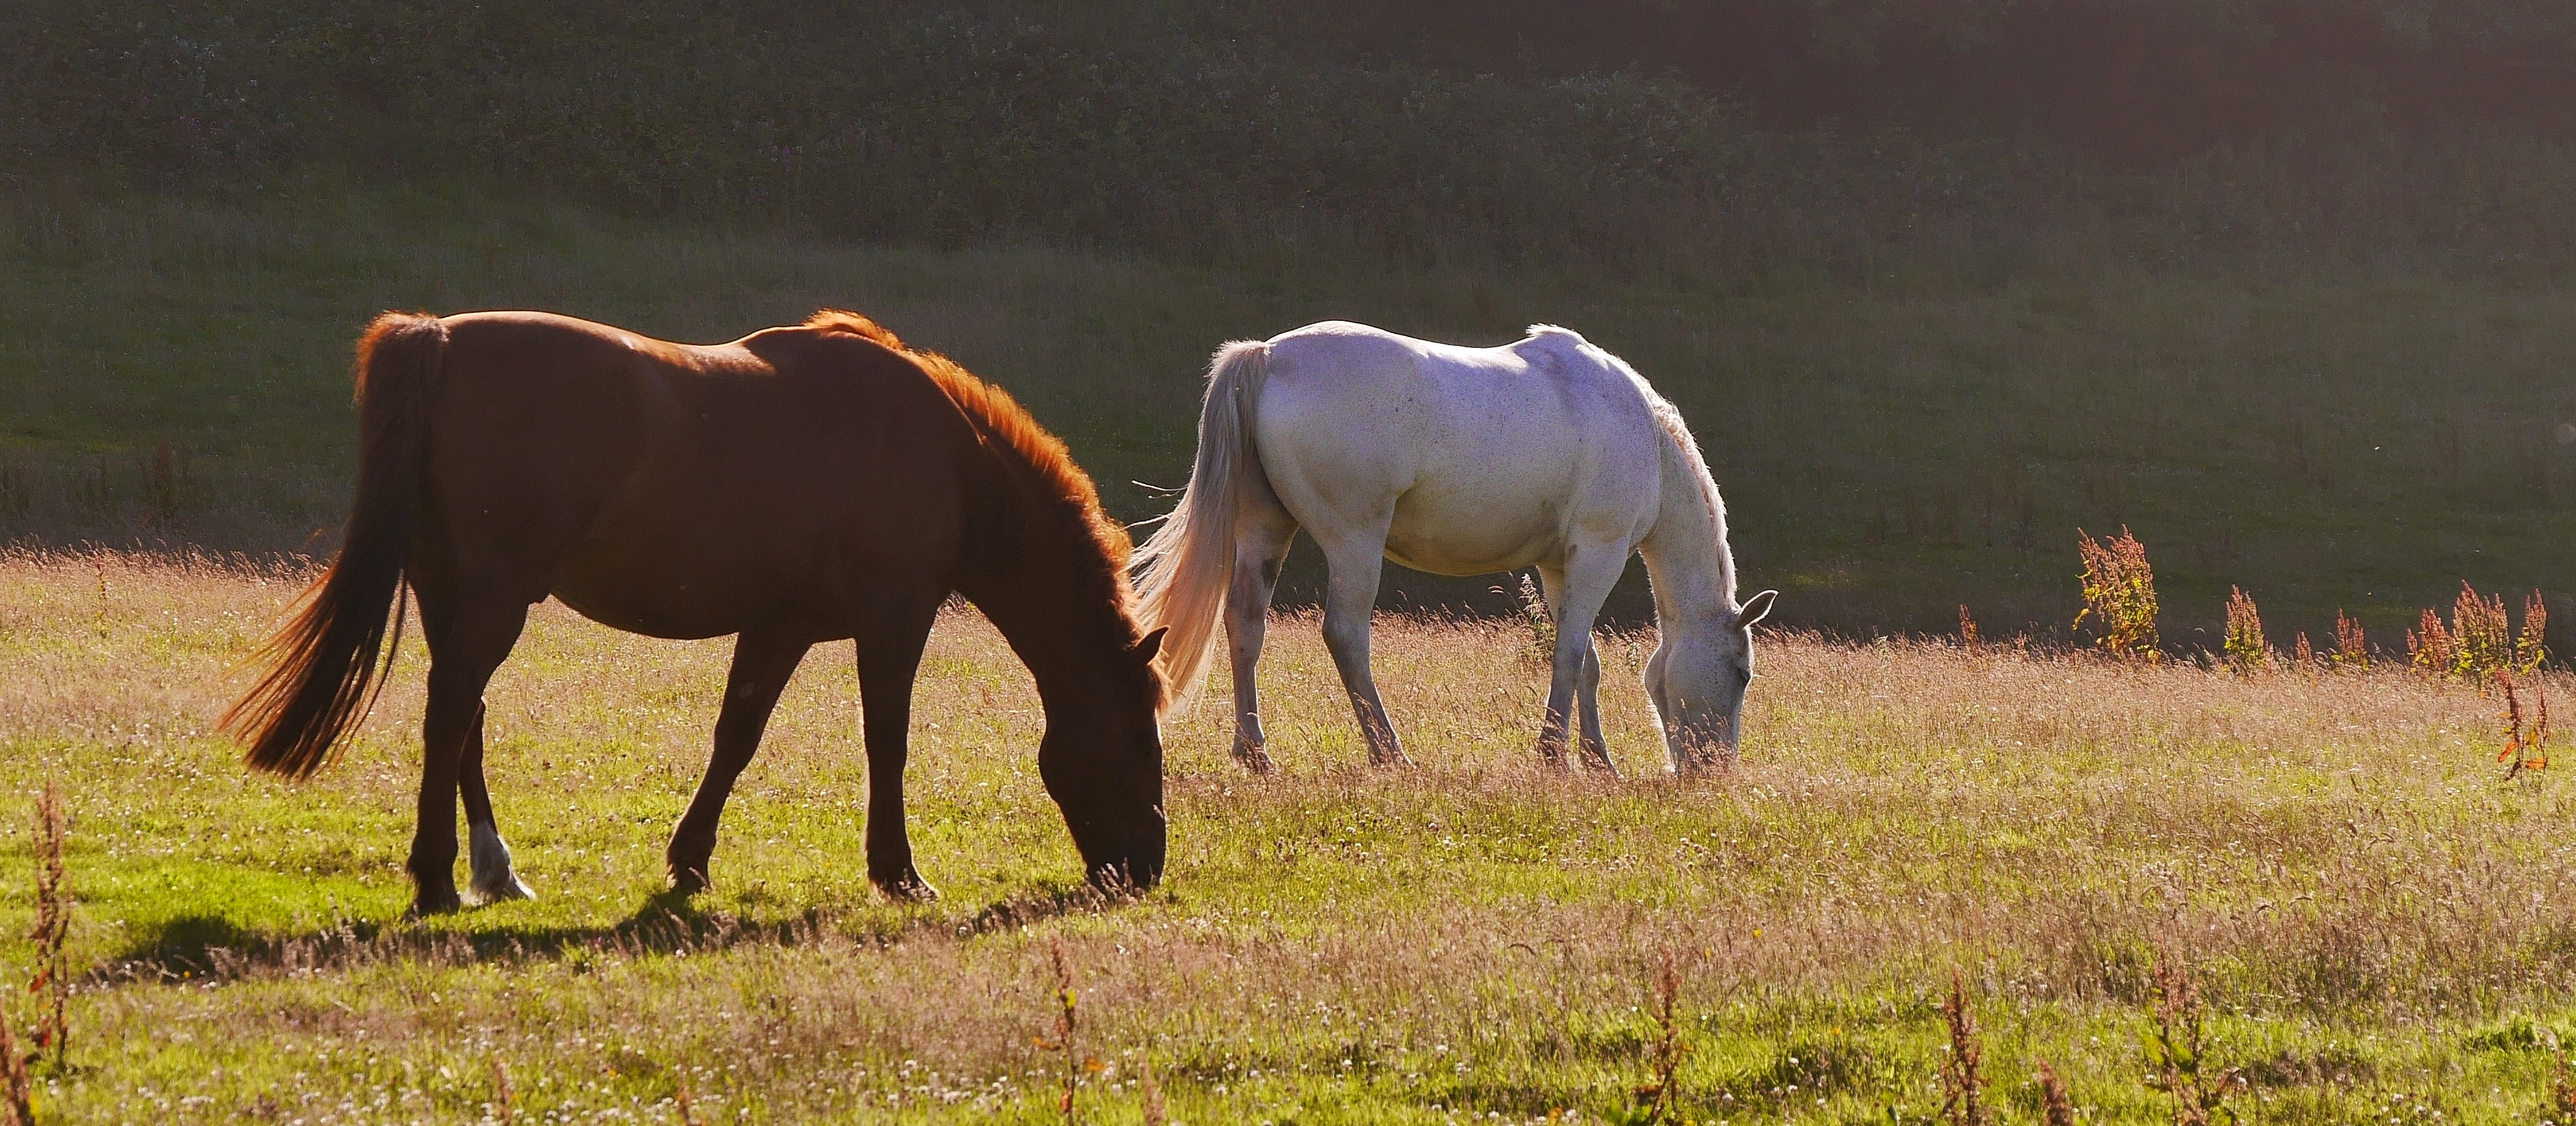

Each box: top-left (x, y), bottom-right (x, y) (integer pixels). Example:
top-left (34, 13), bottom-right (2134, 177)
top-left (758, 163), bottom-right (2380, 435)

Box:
top-left (1645, 392), bottom-right (1737, 606)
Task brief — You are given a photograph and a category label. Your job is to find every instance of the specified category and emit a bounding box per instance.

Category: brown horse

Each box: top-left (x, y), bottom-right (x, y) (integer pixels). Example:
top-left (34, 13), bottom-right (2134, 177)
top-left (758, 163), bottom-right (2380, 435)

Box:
top-left (220, 310), bottom-right (1168, 917)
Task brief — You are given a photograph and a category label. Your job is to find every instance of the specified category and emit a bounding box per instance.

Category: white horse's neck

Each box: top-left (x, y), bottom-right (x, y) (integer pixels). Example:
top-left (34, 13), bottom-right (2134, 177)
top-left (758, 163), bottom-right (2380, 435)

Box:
top-left (1635, 400), bottom-right (1737, 637)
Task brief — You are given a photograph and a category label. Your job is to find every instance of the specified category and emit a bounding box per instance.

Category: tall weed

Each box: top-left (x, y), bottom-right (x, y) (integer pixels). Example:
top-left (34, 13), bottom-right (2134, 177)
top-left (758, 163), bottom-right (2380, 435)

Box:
top-left (2222, 587), bottom-right (2270, 674)
top-left (2075, 527), bottom-right (2159, 662)
top-left (2497, 672), bottom-right (2552, 780)
top-left (26, 783), bottom-right (66, 1073)
top-left (2332, 611), bottom-right (2371, 671)
top-left (1608, 951), bottom-right (1689, 1126)
top-left (2143, 950), bottom-right (2241, 1126)
top-left (2408, 582), bottom-right (2548, 680)
top-left (1939, 971), bottom-right (1990, 1126)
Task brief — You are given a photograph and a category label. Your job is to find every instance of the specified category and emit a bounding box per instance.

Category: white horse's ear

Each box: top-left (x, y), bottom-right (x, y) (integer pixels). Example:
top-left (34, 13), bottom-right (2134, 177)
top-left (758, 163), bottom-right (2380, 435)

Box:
top-left (1736, 590), bottom-right (1778, 629)
top-left (1134, 627), bottom-right (1169, 664)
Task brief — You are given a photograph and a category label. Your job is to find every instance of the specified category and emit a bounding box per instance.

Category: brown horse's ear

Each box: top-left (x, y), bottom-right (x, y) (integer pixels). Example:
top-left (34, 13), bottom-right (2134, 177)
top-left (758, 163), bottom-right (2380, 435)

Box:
top-left (1737, 590), bottom-right (1779, 629)
top-left (1134, 627), bottom-right (1168, 665)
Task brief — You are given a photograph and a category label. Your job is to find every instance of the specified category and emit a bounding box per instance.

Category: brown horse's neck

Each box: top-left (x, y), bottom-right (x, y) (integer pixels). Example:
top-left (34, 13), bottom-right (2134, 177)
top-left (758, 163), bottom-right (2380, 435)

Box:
top-left (831, 309), bottom-right (1158, 710)
top-left (955, 474), bottom-right (1157, 716)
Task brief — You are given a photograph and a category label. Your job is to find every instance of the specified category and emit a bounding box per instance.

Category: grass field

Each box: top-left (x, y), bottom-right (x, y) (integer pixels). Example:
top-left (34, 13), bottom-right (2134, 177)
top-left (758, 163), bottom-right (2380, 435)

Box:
top-left (5, 183), bottom-right (2576, 643)
top-left (2, 551), bottom-right (2573, 1122)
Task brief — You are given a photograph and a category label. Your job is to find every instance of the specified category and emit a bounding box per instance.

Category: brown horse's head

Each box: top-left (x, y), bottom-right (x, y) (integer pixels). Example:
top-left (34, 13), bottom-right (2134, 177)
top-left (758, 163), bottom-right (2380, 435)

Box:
top-left (1040, 625), bottom-right (1169, 891)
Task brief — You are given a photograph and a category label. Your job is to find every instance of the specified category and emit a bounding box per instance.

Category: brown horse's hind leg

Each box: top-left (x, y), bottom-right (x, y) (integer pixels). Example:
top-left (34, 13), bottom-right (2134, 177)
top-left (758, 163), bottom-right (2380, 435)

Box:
top-left (666, 631), bottom-right (811, 895)
top-left (857, 600), bottom-right (942, 902)
top-left (409, 597), bottom-right (530, 917)
top-left (458, 703), bottom-right (534, 904)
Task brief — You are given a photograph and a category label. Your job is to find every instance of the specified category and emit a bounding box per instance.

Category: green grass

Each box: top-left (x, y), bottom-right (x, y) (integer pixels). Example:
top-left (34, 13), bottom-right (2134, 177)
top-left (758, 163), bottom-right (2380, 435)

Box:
top-left (5, 554), bottom-right (2576, 1122)
top-left (5, 182), bottom-right (2575, 645)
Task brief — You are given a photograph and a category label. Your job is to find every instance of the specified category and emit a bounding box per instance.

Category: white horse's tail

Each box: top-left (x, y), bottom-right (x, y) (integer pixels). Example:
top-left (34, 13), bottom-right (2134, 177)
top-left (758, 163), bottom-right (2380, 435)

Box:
top-left (1133, 340), bottom-right (1272, 714)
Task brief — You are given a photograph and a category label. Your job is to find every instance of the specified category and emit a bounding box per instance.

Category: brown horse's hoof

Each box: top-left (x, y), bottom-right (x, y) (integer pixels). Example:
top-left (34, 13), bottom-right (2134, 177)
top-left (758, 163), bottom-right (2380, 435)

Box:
top-left (405, 888), bottom-right (464, 919)
top-left (874, 873), bottom-right (941, 903)
top-left (668, 863), bottom-right (711, 896)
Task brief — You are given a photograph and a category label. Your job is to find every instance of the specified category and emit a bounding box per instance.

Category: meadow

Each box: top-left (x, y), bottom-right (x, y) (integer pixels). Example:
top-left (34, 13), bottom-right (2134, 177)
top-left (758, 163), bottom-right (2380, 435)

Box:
top-left (6, 4), bottom-right (2575, 1121)
top-left (1, 550), bottom-right (2572, 1123)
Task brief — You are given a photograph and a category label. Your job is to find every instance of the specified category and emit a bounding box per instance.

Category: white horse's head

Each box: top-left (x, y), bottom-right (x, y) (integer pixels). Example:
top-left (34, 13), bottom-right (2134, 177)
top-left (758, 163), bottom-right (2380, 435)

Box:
top-left (1646, 588), bottom-right (1776, 773)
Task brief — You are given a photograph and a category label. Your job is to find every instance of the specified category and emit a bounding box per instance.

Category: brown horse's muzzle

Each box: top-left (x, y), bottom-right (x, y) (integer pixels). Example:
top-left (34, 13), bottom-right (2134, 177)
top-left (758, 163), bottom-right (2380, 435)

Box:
top-left (1041, 737), bottom-right (1167, 893)
top-left (1085, 815), bottom-right (1167, 893)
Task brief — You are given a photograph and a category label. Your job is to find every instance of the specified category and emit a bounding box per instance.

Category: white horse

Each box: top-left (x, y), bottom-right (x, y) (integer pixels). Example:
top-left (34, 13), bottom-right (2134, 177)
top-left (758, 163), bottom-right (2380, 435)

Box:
top-left (1132, 321), bottom-right (1774, 773)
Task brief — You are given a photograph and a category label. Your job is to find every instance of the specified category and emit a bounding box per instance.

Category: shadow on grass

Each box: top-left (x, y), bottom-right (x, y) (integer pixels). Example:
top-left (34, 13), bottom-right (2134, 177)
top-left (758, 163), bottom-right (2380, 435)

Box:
top-left (102, 880), bottom-right (1134, 982)
top-left (954, 881), bottom-right (1133, 936)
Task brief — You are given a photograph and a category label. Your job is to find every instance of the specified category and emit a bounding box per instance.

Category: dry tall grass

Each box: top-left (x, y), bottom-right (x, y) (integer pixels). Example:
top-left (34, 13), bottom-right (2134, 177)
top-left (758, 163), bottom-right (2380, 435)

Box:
top-left (1, 551), bottom-right (2573, 1119)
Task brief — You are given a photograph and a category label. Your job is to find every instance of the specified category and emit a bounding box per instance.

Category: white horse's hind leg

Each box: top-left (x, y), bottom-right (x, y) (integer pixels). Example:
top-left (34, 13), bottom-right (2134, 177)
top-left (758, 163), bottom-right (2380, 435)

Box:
top-left (1317, 541), bottom-right (1410, 767)
top-left (1538, 546), bottom-right (1624, 773)
top-left (1225, 501), bottom-right (1298, 773)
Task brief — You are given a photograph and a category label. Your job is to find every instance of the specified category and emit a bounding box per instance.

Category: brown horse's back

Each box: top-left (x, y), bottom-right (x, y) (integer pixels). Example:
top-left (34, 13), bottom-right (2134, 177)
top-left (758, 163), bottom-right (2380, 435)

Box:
top-left (423, 311), bottom-right (976, 641)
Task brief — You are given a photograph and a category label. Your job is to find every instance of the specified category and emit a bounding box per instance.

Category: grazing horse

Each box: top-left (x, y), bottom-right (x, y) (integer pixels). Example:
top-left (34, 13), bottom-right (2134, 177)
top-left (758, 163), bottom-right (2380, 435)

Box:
top-left (1133, 322), bottom-right (1774, 774)
top-left (221, 310), bottom-right (1168, 917)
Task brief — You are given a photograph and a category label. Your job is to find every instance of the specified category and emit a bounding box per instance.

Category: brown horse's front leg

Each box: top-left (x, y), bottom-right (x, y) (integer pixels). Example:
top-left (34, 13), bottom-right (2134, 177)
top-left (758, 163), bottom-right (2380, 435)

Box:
top-left (666, 632), bottom-right (810, 894)
top-left (856, 606), bottom-right (940, 901)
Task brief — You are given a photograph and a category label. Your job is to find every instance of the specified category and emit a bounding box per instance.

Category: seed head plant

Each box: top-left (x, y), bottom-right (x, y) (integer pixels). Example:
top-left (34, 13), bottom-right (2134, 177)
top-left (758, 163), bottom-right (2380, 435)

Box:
top-left (2075, 527), bottom-right (2159, 662)
top-left (2033, 1059), bottom-right (2078, 1126)
top-left (2332, 610), bottom-right (2369, 670)
top-left (491, 1057), bottom-right (519, 1125)
top-left (2408, 607), bottom-right (2461, 676)
top-left (2497, 671), bottom-right (2551, 780)
top-left (1939, 971), bottom-right (1990, 1126)
top-left (2143, 949), bottom-right (2240, 1126)
top-left (2552, 1053), bottom-right (2576, 1123)
top-left (1504, 573), bottom-right (1556, 668)
top-left (2408, 583), bottom-right (2548, 680)
top-left (2519, 590), bottom-right (2552, 672)
top-left (2221, 587), bottom-right (2270, 675)
top-left (26, 782), bottom-right (68, 1074)
top-left (1140, 1058), bottom-right (1166, 1126)
top-left (673, 1077), bottom-right (707, 1126)
top-left (0, 1008), bottom-right (28, 1126)
top-left (1037, 936), bottom-right (1099, 1125)
top-left (1609, 950), bottom-right (1690, 1126)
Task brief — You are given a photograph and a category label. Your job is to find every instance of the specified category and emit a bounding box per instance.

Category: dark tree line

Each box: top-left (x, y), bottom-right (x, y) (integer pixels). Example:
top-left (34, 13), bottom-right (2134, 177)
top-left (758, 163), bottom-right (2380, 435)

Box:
top-left (5, 1), bottom-right (2571, 281)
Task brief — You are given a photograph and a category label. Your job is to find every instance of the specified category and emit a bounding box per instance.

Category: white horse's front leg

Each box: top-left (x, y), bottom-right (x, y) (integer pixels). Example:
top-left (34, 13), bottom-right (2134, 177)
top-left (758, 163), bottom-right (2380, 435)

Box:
top-left (1539, 548), bottom-right (1624, 773)
top-left (1318, 543), bottom-right (1409, 767)
top-left (1575, 643), bottom-right (1609, 769)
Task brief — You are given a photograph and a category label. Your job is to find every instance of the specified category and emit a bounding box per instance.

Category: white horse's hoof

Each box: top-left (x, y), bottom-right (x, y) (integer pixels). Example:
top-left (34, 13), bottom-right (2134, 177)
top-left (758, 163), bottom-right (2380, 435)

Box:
top-left (467, 822), bottom-right (536, 905)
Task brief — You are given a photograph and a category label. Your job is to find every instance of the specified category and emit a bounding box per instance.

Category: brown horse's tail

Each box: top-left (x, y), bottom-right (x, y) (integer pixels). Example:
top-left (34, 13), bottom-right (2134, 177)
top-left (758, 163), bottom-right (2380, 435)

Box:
top-left (221, 312), bottom-right (445, 779)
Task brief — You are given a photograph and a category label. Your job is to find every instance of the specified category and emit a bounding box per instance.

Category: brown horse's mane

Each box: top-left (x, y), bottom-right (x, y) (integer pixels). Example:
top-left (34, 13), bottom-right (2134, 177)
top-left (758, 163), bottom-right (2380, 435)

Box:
top-left (800, 311), bottom-right (1160, 691)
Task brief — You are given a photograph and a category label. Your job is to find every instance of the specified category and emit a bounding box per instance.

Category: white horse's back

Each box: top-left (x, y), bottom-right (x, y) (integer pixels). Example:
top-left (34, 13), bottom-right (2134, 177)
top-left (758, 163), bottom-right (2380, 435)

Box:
top-left (1255, 322), bottom-right (1667, 576)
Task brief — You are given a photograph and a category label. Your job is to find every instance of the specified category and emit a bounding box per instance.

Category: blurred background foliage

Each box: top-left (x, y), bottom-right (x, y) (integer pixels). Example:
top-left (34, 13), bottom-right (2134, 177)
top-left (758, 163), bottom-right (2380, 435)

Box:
top-left (10, 0), bottom-right (2576, 284)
